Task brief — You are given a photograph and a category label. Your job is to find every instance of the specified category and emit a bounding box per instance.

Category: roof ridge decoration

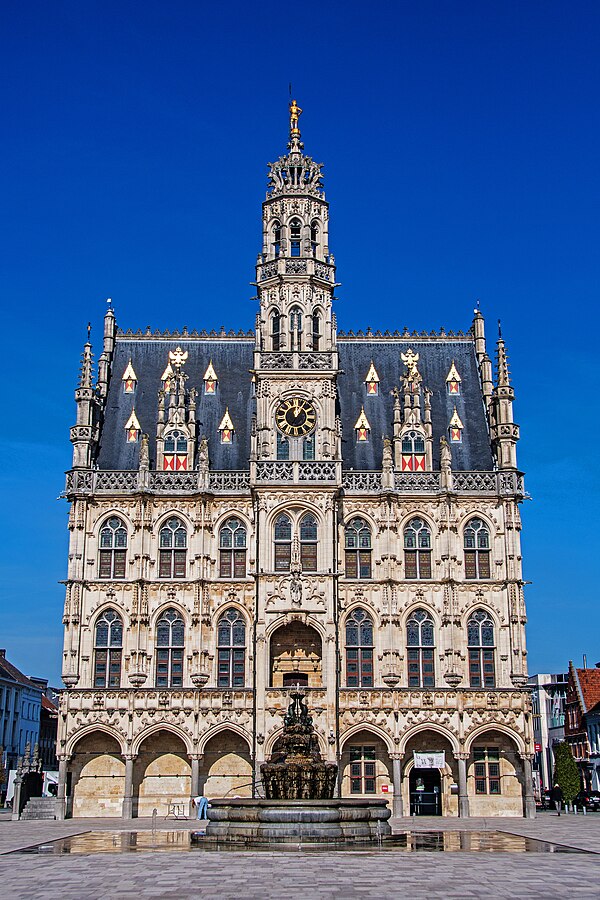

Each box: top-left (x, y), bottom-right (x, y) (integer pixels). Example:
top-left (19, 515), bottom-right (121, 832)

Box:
top-left (169, 346), bottom-right (189, 370)
top-left (401, 348), bottom-right (421, 386)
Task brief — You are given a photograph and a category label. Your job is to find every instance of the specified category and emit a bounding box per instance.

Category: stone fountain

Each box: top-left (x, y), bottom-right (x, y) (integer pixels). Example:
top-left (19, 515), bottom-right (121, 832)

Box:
top-left (198, 692), bottom-right (391, 845)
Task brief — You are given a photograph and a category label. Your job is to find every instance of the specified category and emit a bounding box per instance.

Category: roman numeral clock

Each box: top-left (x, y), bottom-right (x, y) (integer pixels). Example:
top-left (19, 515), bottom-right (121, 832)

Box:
top-left (275, 397), bottom-right (316, 438)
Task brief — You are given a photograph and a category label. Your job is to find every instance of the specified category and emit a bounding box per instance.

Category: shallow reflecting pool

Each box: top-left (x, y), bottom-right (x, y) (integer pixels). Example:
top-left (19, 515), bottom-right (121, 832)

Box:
top-left (15, 830), bottom-right (588, 855)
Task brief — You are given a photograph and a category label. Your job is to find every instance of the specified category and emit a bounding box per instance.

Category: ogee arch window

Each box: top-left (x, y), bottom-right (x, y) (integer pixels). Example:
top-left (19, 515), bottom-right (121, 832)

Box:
top-left (345, 609), bottom-right (374, 687)
top-left (217, 608), bottom-right (246, 687)
top-left (155, 608), bottom-right (185, 687)
top-left (99, 516), bottom-right (128, 579)
top-left (93, 610), bottom-right (123, 688)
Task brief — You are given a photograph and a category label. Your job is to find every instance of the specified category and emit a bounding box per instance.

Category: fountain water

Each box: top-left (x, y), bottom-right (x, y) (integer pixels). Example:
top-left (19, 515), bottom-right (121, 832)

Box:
top-left (198, 692), bottom-right (392, 846)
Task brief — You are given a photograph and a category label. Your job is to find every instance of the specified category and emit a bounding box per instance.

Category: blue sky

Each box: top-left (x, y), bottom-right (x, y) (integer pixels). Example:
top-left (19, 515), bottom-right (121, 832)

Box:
top-left (1, 1), bottom-right (598, 684)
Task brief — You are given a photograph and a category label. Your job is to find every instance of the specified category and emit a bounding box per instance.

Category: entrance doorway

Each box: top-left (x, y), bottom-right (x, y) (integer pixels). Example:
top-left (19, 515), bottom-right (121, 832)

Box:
top-left (409, 767), bottom-right (442, 815)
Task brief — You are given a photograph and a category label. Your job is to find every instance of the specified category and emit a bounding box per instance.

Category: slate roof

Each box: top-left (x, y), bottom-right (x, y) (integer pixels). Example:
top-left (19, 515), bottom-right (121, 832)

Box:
top-left (96, 334), bottom-right (494, 472)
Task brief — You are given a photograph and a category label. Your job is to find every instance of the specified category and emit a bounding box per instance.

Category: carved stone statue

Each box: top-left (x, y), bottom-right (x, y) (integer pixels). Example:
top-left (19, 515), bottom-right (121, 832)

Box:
top-left (440, 436), bottom-right (452, 471)
top-left (198, 435), bottom-right (209, 471)
top-left (139, 434), bottom-right (149, 471)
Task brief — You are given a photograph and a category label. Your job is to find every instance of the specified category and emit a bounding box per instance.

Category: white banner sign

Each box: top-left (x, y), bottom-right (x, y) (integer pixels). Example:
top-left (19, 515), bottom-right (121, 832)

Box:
top-left (413, 751), bottom-right (445, 769)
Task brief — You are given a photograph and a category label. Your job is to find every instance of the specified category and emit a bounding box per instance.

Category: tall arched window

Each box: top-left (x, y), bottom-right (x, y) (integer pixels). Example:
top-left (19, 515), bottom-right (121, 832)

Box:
top-left (163, 429), bottom-right (188, 471)
top-left (159, 517), bottom-right (187, 578)
top-left (403, 518), bottom-right (432, 579)
top-left (344, 518), bottom-right (372, 579)
top-left (401, 430), bottom-right (426, 471)
top-left (312, 312), bottom-right (321, 350)
top-left (93, 610), bottom-right (123, 688)
top-left (310, 222), bottom-right (319, 257)
top-left (272, 220), bottom-right (281, 257)
top-left (217, 608), bottom-right (246, 687)
top-left (290, 306), bottom-right (302, 331)
top-left (464, 518), bottom-right (491, 579)
top-left (155, 608), bottom-right (185, 687)
top-left (271, 309), bottom-right (280, 351)
top-left (290, 218), bottom-right (301, 256)
top-left (467, 610), bottom-right (496, 688)
top-left (99, 517), bottom-right (127, 579)
top-left (406, 609), bottom-right (435, 688)
top-left (300, 513), bottom-right (318, 572)
top-left (274, 513), bottom-right (292, 572)
top-left (219, 517), bottom-right (247, 578)
top-left (345, 609), bottom-right (374, 687)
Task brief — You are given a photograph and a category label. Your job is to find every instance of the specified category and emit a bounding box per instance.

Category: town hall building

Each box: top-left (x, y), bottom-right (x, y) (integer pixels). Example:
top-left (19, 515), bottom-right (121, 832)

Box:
top-left (56, 104), bottom-right (535, 819)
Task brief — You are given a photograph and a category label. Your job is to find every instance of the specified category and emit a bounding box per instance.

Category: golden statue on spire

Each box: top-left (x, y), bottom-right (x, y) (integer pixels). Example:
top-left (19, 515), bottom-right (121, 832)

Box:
top-left (289, 99), bottom-right (302, 135)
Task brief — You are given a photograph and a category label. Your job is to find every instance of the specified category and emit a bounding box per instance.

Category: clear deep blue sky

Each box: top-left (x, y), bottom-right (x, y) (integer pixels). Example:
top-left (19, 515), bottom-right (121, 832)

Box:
top-left (1, 1), bottom-right (598, 684)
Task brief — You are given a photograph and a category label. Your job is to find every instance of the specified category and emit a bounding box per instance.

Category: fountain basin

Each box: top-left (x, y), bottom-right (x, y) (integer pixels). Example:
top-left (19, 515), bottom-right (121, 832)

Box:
top-left (200, 798), bottom-right (392, 845)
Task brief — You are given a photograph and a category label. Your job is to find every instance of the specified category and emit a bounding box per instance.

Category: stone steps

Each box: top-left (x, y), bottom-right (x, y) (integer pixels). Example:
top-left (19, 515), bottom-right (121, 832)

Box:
top-left (20, 798), bottom-right (57, 820)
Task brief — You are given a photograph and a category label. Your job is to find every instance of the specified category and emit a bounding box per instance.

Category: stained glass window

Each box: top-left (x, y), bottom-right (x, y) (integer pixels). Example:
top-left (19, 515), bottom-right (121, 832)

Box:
top-left (219, 518), bottom-right (247, 578)
top-left (99, 517), bottom-right (127, 579)
top-left (345, 518), bottom-right (372, 579)
top-left (94, 610), bottom-right (123, 688)
top-left (217, 608), bottom-right (246, 688)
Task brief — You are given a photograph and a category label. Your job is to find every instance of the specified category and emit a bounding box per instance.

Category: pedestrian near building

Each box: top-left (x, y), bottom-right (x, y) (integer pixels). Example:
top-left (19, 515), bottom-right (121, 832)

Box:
top-left (551, 783), bottom-right (564, 816)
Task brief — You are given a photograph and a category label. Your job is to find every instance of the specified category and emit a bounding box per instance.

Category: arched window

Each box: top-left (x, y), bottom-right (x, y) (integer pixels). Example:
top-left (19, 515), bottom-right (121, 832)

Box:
top-left (344, 518), bottom-right (372, 579)
top-left (406, 609), bottom-right (435, 688)
top-left (303, 434), bottom-right (315, 460)
top-left (464, 518), bottom-right (491, 579)
top-left (272, 220), bottom-right (281, 257)
top-left (271, 310), bottom-right (280, 351)
top-left (156, 608), bottom-right (185, 687)
top-left (99, 517), bottom-right (127, 579)
top-left (290, 306), bottom-right (302, 331)
top-left (217, 608), bottom-right (246, 687)
top-left (219, 517), bottom-right (247, 578)
top-left (312, 313), bottom-right (321, 350)
top-left (401, 430), bottom-right (426, 472)
top-left (93, 610), bottom-right (123, 688)
top-left (163, 429), bottom-right (188, 471)
top-left (403, 518), bottom-right (432, 579)
top-left (159, 517), bottom-right (187, 578)
top-left (345, 609), bottom-right (374, 687)
top-left (274, 513), bottom-right (292, 572)
top-left (310, 221), bottom-right (319, 257)
top-left (300, 513), bottom-right (318, 572)
top-left (467, 610), bottom-right (496, 688)
top-left (290, 218), bottom-right (302, 256)
top-left (277, 432), bottom-right (289, 460)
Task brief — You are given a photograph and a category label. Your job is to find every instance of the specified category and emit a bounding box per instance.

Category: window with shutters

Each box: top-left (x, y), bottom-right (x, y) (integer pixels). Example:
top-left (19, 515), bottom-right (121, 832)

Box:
top-left (155, 608), bottom-right (185, 687)
top-left (159, 517), bottom-right (187, 579)
top-left (403, 518), bottom-right (432, 579)
top-left (345, 609), bottom-right (374, 687)
top-left (274, 513), bottom-right (292, 572)
top-left (344, 518), bottom-right (372, 579)
top-left (219, 518), bottom-right (247, 578)
top-left (474, 747), bottom-right (501, 794)
top-left (464, 518), bottom-right (491, 579)
top-left (93, 610), bottom-right (123, 688)
top-left (406, 609), bottom-right (435, 688)
top-left (217, 608), bottom-right (246, 688)
top-left (349, 746), bottom-right (377, 794)
top-left (467, 610), bottom-right (496, 688)
top-left (401, 430), bottom-right (426, 472)
top-left (300, 513), bottom-right (318, 572)
top-left (98, 517), bottom-right (128, 579)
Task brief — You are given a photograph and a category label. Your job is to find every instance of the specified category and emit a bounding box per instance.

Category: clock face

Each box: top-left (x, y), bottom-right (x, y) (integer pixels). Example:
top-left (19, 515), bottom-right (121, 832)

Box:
top-left (276, 397), bottom-right (317, 437)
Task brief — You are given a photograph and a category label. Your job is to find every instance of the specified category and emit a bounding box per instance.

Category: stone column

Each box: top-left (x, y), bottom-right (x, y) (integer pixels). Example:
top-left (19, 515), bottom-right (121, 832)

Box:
top-left (456, 753), bottom-right (470, 818)
top-left (189, 754), bottom-right (202, 816)
top-left (521, 754), bottom-right (536, 819)
top-left (390, 753), bottom-right (404, 818)
top-left (121, 755), bottom-right (136, 819)
top-left (56, 756), bottom-right (69, 821)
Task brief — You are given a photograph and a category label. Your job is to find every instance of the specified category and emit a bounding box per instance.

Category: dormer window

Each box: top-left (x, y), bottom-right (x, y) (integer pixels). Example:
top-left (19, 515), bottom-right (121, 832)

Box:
top-left (401, 430), bottom-right (426, 471)
top-left (122, 360), bottom-right (137, 394)
top-left (310, 222), bottom-right (319, 257)
top-left (290, 218), bottom-right (301, 257)
top-left (161, 362), bottom-right (174, 392)
top-left (446, 361), bottom-right (461, 395)
top-left (273, 221), bottom-right (281, 257)
top-left (163, 429), bottom-right (188, 470)
top-left (219, 408), bottom-right (234, 444)
top-left (365, 361), bottom-right (379, 396)
top-left (449, 407), bottom-right (464, 443)
top-left (203, 360), bottom-right (218, 395)
top-left (354, 407), bottom-right (371, 442)
top-left (125, 410), bottom-right (141, 443)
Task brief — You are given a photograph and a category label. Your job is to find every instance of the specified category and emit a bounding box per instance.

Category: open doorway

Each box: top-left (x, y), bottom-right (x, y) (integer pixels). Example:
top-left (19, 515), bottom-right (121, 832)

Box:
top-left (409, 767), bottom-right (442, 815)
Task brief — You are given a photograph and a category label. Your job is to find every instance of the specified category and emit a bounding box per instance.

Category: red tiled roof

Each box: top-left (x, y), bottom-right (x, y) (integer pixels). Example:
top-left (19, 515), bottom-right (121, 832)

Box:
top-left (41, 694), bottom-right (58, 713)
top-left (576, 667), bottom-right (600, 713)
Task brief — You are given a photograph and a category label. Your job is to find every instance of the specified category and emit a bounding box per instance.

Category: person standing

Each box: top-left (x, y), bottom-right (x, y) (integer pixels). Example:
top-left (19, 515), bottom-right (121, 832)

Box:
top-left (551, 783), bottom-right (564, 816)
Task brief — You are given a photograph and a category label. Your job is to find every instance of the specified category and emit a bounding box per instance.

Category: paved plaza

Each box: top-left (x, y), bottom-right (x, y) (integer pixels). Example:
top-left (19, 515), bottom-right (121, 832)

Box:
top-left (1, 811), bottom-right (599, 899)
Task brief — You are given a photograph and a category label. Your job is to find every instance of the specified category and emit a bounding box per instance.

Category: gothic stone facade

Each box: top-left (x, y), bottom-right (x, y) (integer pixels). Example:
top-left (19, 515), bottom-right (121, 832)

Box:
top-left (57, 110), bottom-right (535, 819)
